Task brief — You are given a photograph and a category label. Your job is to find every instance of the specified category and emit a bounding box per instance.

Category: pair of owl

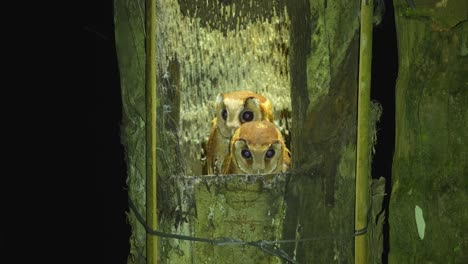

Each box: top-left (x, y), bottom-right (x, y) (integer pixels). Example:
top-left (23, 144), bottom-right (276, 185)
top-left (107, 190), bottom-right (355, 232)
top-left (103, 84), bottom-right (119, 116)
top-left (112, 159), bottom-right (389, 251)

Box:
top-left (206, 91), bottom-right (291, 175)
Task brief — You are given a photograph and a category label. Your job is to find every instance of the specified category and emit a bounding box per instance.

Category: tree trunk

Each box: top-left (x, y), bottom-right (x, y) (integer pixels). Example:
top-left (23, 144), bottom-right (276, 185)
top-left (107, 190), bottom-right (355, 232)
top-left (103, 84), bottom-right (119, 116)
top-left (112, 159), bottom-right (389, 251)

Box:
top-left (390, 0), bottom-right (468, 263)
top-left (115, 0), bottom-right (386, 263)
top-left (282, 0), bottom-right (361, 262)
top-left (114, 1), bottom-right (147, 263)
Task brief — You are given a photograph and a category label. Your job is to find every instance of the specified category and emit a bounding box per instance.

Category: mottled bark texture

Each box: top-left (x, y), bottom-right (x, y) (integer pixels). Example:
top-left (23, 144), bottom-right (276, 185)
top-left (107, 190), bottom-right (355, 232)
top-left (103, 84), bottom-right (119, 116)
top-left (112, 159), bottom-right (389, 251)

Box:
top-left (114, 1), bottom-right (147, 263)
top-left (115, 0), bottom-right (292, 262)
top-left (390, 0), bottom-right (468, 263)
top-left (115, 0), bottom-right (387, 262)
top-left (282, 0), bottom-right (361, 263)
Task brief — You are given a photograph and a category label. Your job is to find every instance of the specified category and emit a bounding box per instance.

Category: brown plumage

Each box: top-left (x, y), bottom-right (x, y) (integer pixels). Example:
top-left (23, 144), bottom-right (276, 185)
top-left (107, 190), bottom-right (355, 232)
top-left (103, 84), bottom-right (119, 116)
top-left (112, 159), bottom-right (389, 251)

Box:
top-left (206, 91), bottom-right (273, 175)
top-left (222, 120), bottom-right (291, 175)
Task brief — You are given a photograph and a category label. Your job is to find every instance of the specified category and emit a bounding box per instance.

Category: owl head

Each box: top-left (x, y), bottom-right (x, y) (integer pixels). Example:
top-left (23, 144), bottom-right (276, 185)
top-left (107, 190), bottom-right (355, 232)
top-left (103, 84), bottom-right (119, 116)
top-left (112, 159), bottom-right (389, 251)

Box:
top-left (225, 120), bottom-right (290, 175)
top-left (214, 91), bottom-right (273, 138)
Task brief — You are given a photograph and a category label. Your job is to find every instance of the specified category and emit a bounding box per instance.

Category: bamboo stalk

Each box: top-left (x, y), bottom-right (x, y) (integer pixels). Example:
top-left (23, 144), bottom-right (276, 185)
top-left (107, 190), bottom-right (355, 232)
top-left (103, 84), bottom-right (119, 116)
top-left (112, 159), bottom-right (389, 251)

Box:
top-left (355, 0), bottom-right (373, 263)
top-left (146, 0), bottom-right (157, 262)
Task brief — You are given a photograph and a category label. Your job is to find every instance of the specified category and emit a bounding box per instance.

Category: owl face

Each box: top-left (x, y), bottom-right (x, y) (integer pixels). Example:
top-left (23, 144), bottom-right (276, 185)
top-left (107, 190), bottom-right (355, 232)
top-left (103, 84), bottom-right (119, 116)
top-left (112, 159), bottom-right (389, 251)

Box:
top-left (215, 91), bottom-right (273, 138)
top-left (229, 121), bottom-right (288, 174)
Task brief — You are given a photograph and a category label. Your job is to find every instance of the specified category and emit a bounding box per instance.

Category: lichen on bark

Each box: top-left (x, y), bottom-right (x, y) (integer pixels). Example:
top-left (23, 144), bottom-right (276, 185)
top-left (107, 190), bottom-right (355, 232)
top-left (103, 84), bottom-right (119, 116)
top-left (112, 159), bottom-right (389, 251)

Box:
top-left (390, 1), bottom-right (468, 262)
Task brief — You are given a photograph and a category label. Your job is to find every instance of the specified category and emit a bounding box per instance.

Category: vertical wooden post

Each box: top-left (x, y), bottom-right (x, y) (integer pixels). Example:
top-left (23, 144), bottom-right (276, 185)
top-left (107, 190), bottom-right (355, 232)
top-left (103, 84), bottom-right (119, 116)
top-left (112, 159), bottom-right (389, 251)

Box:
top-left (146, 0), bottom-right (157, 263)
top-left (355, 0), bottom-right (373, 263)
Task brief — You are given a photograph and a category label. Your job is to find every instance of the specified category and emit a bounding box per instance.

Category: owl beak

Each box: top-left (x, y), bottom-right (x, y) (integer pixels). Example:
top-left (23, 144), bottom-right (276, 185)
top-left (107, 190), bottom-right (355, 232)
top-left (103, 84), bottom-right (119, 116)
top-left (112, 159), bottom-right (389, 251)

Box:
top-left (252, 159), bottom-right (265, 175)
top-left (226, 120), bottom-right (238, 131)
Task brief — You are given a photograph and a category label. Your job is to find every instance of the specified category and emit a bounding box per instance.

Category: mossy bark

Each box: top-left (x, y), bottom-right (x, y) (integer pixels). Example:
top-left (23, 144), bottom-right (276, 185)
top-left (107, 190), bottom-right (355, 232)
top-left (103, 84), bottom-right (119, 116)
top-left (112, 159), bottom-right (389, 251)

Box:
top-left (282, 0), bottom-right (361, 262)
top-left (190, 174), bottom-right (287, 264)
top-left (114, 1), bottom-right (147, 263)
top-left (115, 0), bottom-right (386, 263)
top-left (389, 0), bottom-right (468, 263)
top-left (115, 0), bottom-right (291, 263)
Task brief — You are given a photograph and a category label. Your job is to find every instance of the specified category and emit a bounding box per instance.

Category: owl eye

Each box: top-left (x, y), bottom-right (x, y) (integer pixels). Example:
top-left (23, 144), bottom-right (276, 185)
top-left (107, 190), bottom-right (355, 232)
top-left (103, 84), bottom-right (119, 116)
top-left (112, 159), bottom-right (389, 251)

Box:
top-left (265, 149), bottom-right (275, 159)
top-left (241, 149), bottom-right (252, 159)
top-left (240, 110), bottom-right (254, 122)
top-left (221, 109), bottom-right (227, 120)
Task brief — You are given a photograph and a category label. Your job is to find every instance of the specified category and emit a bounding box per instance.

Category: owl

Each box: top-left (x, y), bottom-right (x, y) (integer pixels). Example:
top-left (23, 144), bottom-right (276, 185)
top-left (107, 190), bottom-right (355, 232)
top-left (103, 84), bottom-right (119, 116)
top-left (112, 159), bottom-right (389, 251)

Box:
top-left (206, 91), bottom-right (274, 175)
top-left (222, 120), bottom-right (291, 175)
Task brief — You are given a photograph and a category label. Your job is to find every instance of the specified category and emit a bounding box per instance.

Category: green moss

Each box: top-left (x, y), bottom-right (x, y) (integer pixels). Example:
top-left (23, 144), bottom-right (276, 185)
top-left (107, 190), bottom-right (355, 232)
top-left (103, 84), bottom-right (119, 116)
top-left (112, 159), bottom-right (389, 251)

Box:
top-left (283, 0), bottom-right (361, 262)
top-left (114, 0), bottom-right (148, 263)
top-left (306, 1), bottom-right (360, 109)
top-left (390, 1), bottom-right (468, 262)
top-left (402, 0), bottom-right (467, 30)
top-left (116, 0), bottom-right (380, 262)
top-left (191, 174), bottom-right (287, 264)
top-left (403, 6), bottom-right (435, 18)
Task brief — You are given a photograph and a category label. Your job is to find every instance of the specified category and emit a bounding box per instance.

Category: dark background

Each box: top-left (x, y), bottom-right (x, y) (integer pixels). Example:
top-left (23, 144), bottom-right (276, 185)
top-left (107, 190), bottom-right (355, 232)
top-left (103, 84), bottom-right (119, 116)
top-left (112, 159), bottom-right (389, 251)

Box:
top-left (370, 1), bottom-right (397, 261)
top-left (90, 0), bottom-right (396, 262)
top-left (90, 1), bottom-right (131, 262)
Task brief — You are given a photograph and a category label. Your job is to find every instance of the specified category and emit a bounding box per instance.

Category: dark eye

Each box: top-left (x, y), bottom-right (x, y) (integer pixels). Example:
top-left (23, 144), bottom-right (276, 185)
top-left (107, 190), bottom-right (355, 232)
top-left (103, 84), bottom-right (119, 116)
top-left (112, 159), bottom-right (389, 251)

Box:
top-left (221, 109), bottom-right (227, 120)
top-left (241, 149), bottom-right (252, 159)
top-left (240, 110), bottom-right (254, 122)
top-left (265, 149), bottom-right (275, 159)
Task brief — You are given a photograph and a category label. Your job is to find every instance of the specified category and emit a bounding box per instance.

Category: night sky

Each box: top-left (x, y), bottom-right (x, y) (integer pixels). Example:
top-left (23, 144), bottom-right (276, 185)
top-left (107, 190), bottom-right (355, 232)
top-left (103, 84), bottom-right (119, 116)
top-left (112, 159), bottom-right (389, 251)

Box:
top-left (91, 0), bottom-right (397, 262)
